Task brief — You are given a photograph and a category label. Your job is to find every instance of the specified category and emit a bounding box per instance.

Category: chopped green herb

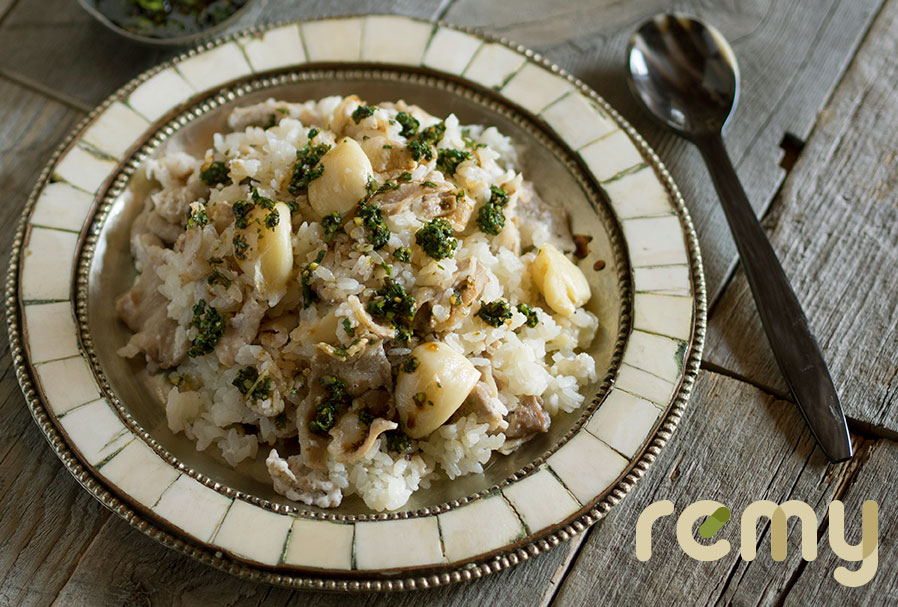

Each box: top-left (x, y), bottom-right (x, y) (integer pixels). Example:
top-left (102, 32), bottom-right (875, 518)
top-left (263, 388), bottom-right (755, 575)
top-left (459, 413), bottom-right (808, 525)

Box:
top-left (461, 129), bottom-right (488, 149)
top-left (476, 185), bottom-right (510, 235)
top-left (476, 299), bottom-right (513, 328)
top-left (423, 181), bottom-right (437, 188)
top-left (309, 375), bottom-right (351, 435)
top-left (351, 105), bottom-right (376, 123)
top-left (415, 218), bottom-right (458, 260)
top-left (264, 210), bottom-right (279, 229)
top-left (406, 121), bottom-right (446, 161)
top-left (382, 144), bottom-right (393, 149)
top-left (186, 205), bottom-right (209, 229)
top-left (357, 202), bottom-right (390, 250)
top-left (307, 127), bottom-right (319, 140)
top-left (207, 268), bottom-right (231, 288)
top-left (200, 161), bottom-right (230, 187)
top-left (366, 279), bottom-right (416, 340)
top-left (251, 187), bottom-right (276, 209)
top-left (231, 200), bottom-right (253, 229)
top-left (396, 111), bottom-right (419, 138)
top-left (232, 234), bottom-right (249, 260)
top-left (187, 299), bottom-right (225, 357)
top-left (300, 250), bottom-right (326, 308)
top-left (232, 366), bottom-right (272, 401)
top-left (516, 303), bottom-right (539, 328)
top-left (288, 141), bottom-right (331, 194)
top-left (401, 356), bottom-right (419, 373)
top-left (275, 107), bottom-right (289, 115)
top-left (436, 148), bottom-right (471, 177)
top-left (398, 171), bottom-right (413, 182)
top-left (357, 409), bottom-right (375, 426)
top-left (342, 318), bottom-right (354, 337)
top-left (384, 429), bottom-right (412, 453)
top-left (392, 247), bottom-right (412, 263)
top-left (322, 212), bottom-right (343, 242)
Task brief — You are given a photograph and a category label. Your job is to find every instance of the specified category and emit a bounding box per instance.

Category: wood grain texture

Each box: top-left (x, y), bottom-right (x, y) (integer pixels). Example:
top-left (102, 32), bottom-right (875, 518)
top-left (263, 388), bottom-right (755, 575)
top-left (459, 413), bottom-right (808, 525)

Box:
top-left (783, 439), bottom-right (898, 605)
top-left (703, 0), bottom-right (898, 433)
top-left (551, 370), bottom-right (858, 606)
top-left (0, 78), bottom-right (108, 607)
top-left (444, 0), bottom-right (883, 303)
top-left (50, 514), bottom-right (584, 606)
top-left (0, 0), bottom-right (447, 109)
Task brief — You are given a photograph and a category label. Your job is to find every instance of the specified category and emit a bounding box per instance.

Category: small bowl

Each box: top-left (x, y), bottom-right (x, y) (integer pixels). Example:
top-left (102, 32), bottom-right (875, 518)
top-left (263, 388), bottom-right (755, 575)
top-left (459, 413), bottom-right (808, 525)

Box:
top-left (75, 0), bottom-right (259, 46)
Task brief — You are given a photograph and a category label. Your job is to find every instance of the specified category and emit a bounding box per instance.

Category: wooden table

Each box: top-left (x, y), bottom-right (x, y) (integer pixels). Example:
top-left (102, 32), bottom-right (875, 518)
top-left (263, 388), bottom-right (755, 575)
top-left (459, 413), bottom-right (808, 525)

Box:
top-left (1, 0), bottom-right (896, 604)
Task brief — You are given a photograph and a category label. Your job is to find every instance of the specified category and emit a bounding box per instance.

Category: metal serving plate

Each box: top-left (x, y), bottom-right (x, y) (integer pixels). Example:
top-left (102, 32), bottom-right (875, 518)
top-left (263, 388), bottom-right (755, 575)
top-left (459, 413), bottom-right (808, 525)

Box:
top-left (7, 16), bottom-right (705, 591)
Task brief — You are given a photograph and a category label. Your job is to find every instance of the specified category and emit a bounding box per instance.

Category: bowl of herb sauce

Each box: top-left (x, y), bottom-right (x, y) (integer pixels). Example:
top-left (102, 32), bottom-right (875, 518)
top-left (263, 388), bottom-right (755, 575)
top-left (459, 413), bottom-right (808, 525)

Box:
top-left (77, 0), bottom-right (256, 45)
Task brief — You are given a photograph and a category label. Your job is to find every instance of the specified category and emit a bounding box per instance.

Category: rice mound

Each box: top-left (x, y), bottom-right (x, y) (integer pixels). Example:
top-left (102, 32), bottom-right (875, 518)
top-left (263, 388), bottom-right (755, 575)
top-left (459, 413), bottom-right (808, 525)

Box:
top-left (116, 95), bottom-right (599, 511)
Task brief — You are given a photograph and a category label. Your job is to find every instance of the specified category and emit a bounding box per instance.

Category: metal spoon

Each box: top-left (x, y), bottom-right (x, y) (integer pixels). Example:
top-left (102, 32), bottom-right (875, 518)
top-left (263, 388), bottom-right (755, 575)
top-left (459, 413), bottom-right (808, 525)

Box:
top-left (627, 14), bottom-right (853, 462)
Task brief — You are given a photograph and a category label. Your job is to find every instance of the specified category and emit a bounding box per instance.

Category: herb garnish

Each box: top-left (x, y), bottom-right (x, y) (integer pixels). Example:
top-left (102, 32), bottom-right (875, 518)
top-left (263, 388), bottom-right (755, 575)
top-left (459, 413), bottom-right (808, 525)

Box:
top-left (476, 185), bottom-right (510, 235)
top-left (232, 366), bottom-right (272, 401)
top-left (309, 375), bottom-right (351, 435)
top-left (476, 299), bottom-right (513, 328)
top-left (436, 148), bottom-right (471, 177)
top-left (351, 105), bottom-right (376, 123)
top-left (366, 279), bottom-right (416, 341)
top-left (288, 140), bottom-right (331, 194)
top-left (415, 218), bottom-right (457, 260)
top-left (200, 160), bottom-right (230, 187)
top-left (516, 303), bottom-right (539, 328)
top-left (187, 299), bottom-right (225, 357)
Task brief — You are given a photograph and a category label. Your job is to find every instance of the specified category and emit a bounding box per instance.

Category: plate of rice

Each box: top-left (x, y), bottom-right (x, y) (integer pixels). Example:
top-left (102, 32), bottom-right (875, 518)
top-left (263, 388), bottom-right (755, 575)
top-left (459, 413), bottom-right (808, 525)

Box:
top-left (8, 15), bottom-right (705, 590)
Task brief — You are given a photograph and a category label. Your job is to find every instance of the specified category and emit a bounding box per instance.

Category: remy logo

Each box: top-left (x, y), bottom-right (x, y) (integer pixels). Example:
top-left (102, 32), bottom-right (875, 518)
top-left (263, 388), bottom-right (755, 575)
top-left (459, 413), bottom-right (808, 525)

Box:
top-left (635, 500), bottom-right (879, 588)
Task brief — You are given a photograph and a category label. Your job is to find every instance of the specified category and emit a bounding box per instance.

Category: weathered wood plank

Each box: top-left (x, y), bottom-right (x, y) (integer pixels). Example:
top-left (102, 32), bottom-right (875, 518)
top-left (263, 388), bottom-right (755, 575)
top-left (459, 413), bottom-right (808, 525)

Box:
top-left (0, 0), bottom-right (446, 109)
top-left (0, 78), bottom-right (107, 607)
top-left (444, 0), bottom-right (883, 302)
top-left (50, 512), bottom-right (584, 606)
top-left (783, 439), bottom-right (898, 604)
top-left (551, 370), bottom-right (857, 606)
top-left (703, 0), bottom-right (898, 433)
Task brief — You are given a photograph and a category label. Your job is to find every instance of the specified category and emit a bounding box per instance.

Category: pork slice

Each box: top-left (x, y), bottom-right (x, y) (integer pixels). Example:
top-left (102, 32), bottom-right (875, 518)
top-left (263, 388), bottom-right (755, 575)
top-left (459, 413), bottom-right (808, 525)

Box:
top-left (215, 294), bottom-right (267, 367)
top-left (266, 448), bottom-right (342, 507)
top-left (453, 367), bottom-right (507, 432)
top-left (115, 243), bottom-right (187, 368)
top-left (505, 395), bottom-right (551, 439)
top-left (432, 258), bottom-right (489, 332)
top-left (515, 183), bottom-right (575, 252)
top-left (310, 341), bottom-right (392, 396)
top-left (328, 391), bottom-right (398, 464)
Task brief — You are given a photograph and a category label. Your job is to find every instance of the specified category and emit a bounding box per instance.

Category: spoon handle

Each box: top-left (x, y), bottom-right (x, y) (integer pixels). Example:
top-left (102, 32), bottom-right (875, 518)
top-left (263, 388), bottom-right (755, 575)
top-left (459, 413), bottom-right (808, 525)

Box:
top-left (695, 133), bottom-right (852, 462)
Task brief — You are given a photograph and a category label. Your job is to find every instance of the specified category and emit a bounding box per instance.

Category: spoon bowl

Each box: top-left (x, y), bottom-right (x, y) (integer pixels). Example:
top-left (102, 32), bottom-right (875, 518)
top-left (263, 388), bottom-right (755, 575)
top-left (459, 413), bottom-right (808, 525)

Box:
top-left (627, 14), bottom-right (740, 138)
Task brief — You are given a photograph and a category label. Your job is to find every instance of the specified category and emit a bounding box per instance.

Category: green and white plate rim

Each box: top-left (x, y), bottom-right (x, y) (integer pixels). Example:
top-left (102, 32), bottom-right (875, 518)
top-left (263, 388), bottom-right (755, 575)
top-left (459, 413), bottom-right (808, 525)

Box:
top-left (5, 15), bottom-right (706, 591)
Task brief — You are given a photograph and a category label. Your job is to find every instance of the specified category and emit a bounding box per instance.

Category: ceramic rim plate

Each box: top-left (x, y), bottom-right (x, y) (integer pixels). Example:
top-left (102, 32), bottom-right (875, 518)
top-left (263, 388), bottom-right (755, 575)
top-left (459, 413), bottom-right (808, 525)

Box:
top-left (6, 15), bottom-right (706, 591)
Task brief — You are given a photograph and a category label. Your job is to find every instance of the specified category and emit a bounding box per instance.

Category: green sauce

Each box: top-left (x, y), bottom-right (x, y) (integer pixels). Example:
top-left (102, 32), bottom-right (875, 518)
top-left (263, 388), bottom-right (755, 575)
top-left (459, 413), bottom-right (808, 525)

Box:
top-left (97, 0), bottom-right (247, 39)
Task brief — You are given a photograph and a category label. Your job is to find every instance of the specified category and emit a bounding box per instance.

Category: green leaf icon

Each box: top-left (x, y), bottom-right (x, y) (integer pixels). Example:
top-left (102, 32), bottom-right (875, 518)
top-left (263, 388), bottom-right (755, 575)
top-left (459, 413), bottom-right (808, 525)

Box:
top-left (698, 506), bottom-right (731, 539)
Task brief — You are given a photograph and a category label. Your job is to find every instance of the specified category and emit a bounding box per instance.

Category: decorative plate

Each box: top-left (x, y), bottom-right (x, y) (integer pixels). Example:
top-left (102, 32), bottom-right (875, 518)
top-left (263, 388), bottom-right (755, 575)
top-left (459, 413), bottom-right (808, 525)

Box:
top-left (6, 15), bottom-right (705, 591)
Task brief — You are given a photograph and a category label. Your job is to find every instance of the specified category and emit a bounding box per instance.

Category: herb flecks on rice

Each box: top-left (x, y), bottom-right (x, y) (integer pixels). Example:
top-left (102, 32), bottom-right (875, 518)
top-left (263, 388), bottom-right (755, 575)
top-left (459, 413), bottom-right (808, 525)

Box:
top-left (115, 95), bottom-right (599, 511)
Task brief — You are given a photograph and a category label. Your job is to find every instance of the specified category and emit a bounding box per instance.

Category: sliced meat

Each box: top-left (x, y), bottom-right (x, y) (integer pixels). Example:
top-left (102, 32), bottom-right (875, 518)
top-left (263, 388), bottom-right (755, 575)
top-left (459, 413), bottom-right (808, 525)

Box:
top-left (310, 341), bottom-right (393, 396)
top-left (377, 181), bottom-right (472, 230)
top-left (505, 395), bottom-right (550, 439)
top-left (432, 257), bottom-right (489, 332)
top-left (347, 296), bottom-right (395, 341)
top-left (215, 295), bottom-right (267, 367)
top-left (328, 403), bottom-right (398, 464)
top-left (266, 449), bottom-right (343, 508)
top-left (453, 367), bottom-right (507, 431)
top-left (115, 243), bottom-right (188, 368)
top-left (514, 183), bottom-right (575, 252)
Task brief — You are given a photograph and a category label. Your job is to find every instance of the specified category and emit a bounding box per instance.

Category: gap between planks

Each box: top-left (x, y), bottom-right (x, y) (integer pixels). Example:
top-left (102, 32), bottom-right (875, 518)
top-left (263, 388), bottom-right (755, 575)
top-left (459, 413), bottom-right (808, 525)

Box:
top-left (0, 68), bottom-right (93, 113)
